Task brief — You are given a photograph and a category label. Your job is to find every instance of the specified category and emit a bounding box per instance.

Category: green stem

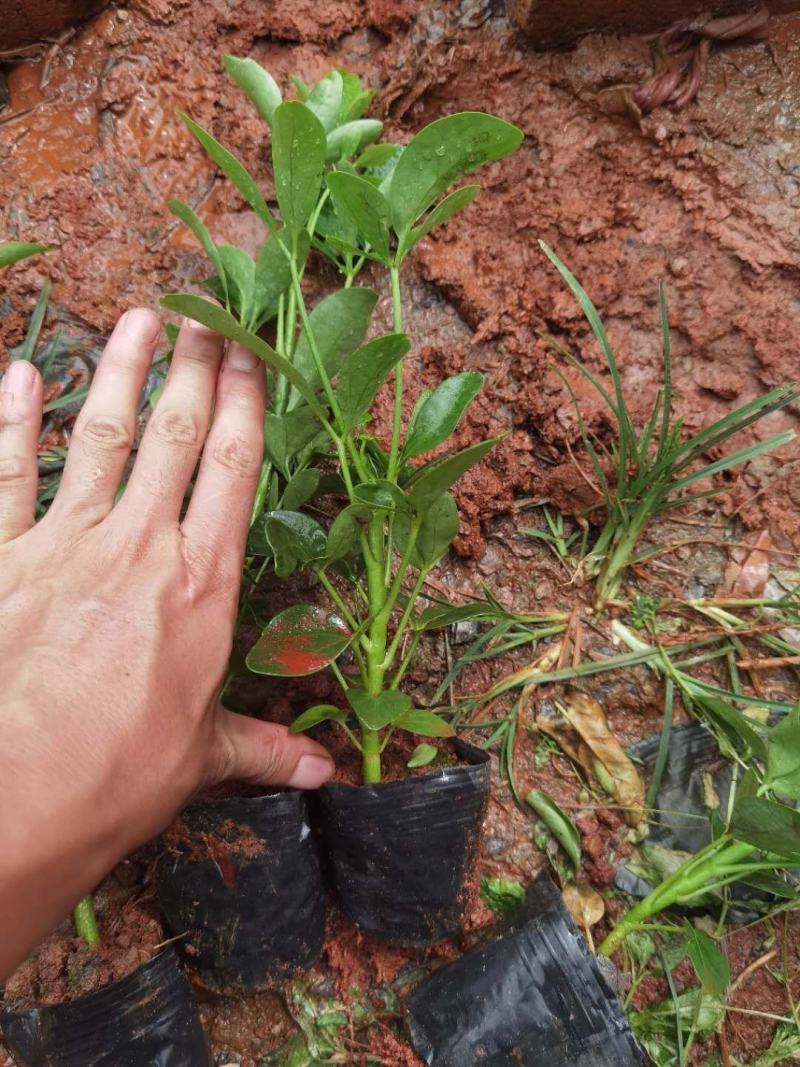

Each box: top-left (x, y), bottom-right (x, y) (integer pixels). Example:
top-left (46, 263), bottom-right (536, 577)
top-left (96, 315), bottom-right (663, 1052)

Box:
top-left (387, 264), bottom-right (404, 480)
top-left (361, 727), bottom-right (381, 784)
top-left (73, 895), bottom-right (101, 947)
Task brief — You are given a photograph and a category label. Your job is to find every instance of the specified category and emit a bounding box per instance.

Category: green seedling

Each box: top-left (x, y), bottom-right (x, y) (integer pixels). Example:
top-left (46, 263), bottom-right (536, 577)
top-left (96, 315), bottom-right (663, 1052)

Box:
top-left (520, 503), bottom-right (585, 563)
top-left (541, 243), bottom-right (800, 610)
top-left (165, 60), bottom-right (523, 782)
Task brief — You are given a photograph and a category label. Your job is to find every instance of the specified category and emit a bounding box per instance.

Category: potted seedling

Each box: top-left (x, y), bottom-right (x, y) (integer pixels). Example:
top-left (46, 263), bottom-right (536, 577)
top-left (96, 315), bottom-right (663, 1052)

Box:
top-left (159, 59), bottom-right (522, 951)
top-left (0, 246), bottom-right (210, 1066)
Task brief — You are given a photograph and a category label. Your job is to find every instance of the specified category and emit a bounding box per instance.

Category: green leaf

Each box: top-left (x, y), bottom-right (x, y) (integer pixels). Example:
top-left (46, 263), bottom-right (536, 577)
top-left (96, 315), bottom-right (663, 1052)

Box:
top-left (402, 371), bottom-right (483, 458)
top-left (223, 55), bottom-right (282, 126)
top-left (326, 171), bottom-right (391, 263)
top-left (0, 241), bottom-right (47, 268)
top-left (407, 743), bottom-right (438, 769)
top-left (289, 704), bottom-right (348, 733)
top-left (526, 789), bottom-right (581, 871)
top-left (356, 143), bottom-right (399, 170)
top-left (387, 112), bottom-right (523, 236)
top-left (281, 468), bottom-right (321, 511)
top-left (160, 295), bottom-right (328, 425)
top-left (399, 184), bottom-right (480, 261)
top-left (246, 604), bottom-right (351, 677)
top-left (305, 70), bottom-right (343, 132)
top-left (480, 876), bottom-right (525, 917)
top-left (765, 703), bottom-right (800, 799)
top-left (415, 601), bottom-right (507, 631)
top-left (685, 925), bottom-right (730, 995)
top-left (326, 120), bottom-right (382, 163)
top-left (407, 436), bottom-right (501, 511)
top-left (265, 511), bottom-right (327, 576)
top-left (217, 245), bottom-right (255, 321)
top-left (289, 75), bottom-right (311, 99)
top-left (335, 333), bottom-right (410, 429)
top-left (167, 199), bottom-right (228, 307)
top-left (265, 406), bottom-right (323, 475)
top-left (326, 503), bottom-right (373, 561)
top-left (252, 230), bottom-right (308, 328)
top-left (180, 113), bottom-right (272, 226)
top-left (271, 101), bottom-right (326, 235)
top-left (692, 694), bottom-right (768, 761)
top-left (731, 796), bottom-right (800, 861)
top-left (394, 708), bottom-right (456, 737)
top-left (294, 287), bottom-right (378, 385)
top-left (346, 688), bottom-right (412, 730)
top-left (395, 492), bottom-right (459, 569)
top-left (353, 480), bottom-right (409, 511)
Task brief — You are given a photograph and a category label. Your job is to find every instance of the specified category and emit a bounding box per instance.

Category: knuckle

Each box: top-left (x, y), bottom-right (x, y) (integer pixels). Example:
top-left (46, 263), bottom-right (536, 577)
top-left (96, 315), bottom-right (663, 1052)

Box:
top-left (152, 409), bottom-right (200, 448)
top-left (212, 432), bottom-right (259, 476)
top-left (79, 414), bottom-right (132, 452)
top-left (0, 455), bottom-right (30, 486)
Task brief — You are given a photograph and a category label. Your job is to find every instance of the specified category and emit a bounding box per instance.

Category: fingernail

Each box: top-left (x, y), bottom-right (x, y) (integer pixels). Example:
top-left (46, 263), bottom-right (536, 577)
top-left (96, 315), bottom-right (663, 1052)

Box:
top-left (119, 308), bottom-right (161, 342)
top-left (287, 754), bottom-right (334, 790)
top-left (1, 359), bottom-right (37, 395)
top-left (183, 315), bottom-right (215, 332)
top-left (226, 343), bottom-right (260, 372)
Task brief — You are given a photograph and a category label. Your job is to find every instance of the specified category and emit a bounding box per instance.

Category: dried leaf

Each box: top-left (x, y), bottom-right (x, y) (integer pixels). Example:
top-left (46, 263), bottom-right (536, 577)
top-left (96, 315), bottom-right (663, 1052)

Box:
top-left (559, 691), bottom-right (646, 827)
top-left (562, 882), bottom-right (605, 929)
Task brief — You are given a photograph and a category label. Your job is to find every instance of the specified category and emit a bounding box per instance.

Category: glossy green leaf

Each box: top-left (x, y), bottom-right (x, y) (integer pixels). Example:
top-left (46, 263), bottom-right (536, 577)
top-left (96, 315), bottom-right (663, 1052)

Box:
top-left (293, 287), bottom-right (378, 385)
top-left (765, 703), bottom-right (800, 799)
top-left (394, 708), bottom-right (456, 737)
top-left (160, 295), bottom-right (327, 425)
top-left (246, 604), bottom-right (351, 677)
top-left (686, 925), bottom-right (730, 995)
top-left (326, 120), bottom-right (382, 163)
top-left (180, 113), bottom-right (273, 226)
top-left (731, 796), bottom-right (800, 862)
top-left (167, 199), bottom-right (228, 306)
top-left (265, 406), bottom-right (324, 475)
top-left (281, 468), bottom-right (321, 511)
top-left (335, 333), bottom-right (410, 429)
top-left (337, 68), bottom-right (365, 120)
top-left (403, 372), bottom-right (483, 458)
top-left (217, 245), bottom-right (255, 321)
top-left (346, 688), bottom-right (412, 730)
top-left (415, 601), bottom-right (506, 631)
top-left (289, 704), bottom-right (348, 733)
top-left (407, 743), bottom-right (438, 769)
top-left (353, 480), bottom-right (409, 511)
top-left (356, 143), bottom-right (400, 170)
top-left (252, 230), bottom-right (307, 328)
top-left (407, 436), bottom-right (501, 511)
top-left (399, 184), bottom-right (480, 261)
top-left (265, 511), bottom-right (327, 576)
top-left (395, 492), bottom-right (459, 569)
top-left (305, 70), bottom-right (343, 132)
top-left (0, 241), bottom-right (47, 268)
top-left (223, 55), bottom-right (282, 126)
top-left (326, 503), bottom-right (373, 561)
top-left (388, 112), bottom-right (523, 235)
top-left (326, 171), bottom-right (391, 262)
top-left (271, 101), bottom-right (326, 235)
top-left (526, 789), bottom-right (581, 870)
top-left (692, 694), bottom-right (768, 761)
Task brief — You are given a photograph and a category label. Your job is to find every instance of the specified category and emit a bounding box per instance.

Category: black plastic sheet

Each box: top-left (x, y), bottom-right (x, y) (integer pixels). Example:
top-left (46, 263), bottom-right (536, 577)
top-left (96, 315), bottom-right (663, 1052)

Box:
top-left (406, 872), bottom-right (648, 1067)
top-left (158, 790), bottom-right (325, 992)
top-left (316, 740), bottom-right (490, 945)
top-left (0, 947), bottom-right (210, 1067)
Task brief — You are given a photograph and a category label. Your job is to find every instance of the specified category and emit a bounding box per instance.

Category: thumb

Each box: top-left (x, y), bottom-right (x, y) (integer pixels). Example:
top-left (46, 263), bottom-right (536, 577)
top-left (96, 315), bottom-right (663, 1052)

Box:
top-left (212, 707), bottom-right (334, 790)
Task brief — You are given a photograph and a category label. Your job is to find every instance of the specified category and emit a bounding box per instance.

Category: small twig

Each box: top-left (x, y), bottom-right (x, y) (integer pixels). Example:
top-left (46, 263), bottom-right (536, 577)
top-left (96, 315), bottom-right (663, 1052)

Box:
top-left (735, 654), bottom-right (800, 670)
top-left (0, 102), bottom-right (44, 127)
top-left (727, 949), bottom-right (777, 996)
top-left (40, 26), bottom-right (77, 89)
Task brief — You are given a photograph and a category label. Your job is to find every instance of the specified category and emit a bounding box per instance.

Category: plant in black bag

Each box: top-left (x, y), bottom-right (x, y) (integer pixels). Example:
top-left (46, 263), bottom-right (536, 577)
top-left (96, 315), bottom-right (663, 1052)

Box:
top-left (163, 59), bottom-right (522, 944)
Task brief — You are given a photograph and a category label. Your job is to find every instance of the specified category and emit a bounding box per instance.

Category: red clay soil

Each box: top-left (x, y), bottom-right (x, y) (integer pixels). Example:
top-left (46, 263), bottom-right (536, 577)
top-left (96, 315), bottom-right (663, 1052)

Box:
top-left (2, 1), bottom-right (800, 1063)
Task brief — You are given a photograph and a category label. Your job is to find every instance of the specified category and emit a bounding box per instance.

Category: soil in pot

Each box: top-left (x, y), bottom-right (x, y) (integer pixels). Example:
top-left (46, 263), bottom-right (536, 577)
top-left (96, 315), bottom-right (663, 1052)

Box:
top-left (1, 880), bottom-right (209, 1066)
top-left (157, 788), bottom-right (325, 993)
top-left (314, 737), bottom-right (491, 947)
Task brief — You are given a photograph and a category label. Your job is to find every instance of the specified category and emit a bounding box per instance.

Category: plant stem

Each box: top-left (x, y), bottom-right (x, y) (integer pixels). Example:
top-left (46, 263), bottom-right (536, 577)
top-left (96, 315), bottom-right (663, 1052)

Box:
top-left (387, 263), bottom-right (404, 480)
top-left (361, 727), bottom-right (382, 784)
top-left (73, 895), bottom-right (101, 947)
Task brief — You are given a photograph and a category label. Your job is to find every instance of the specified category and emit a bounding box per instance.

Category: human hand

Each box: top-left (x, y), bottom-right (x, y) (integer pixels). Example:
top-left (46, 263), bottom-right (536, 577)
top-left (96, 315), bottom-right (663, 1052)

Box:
top-left (0, 309), bottom-right (333, 976)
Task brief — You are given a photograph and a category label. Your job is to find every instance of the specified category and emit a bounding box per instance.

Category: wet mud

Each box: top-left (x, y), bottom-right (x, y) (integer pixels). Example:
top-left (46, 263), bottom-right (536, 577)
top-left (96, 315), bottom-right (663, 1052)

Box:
top-left (2, 0), bottom-right (800, 1062)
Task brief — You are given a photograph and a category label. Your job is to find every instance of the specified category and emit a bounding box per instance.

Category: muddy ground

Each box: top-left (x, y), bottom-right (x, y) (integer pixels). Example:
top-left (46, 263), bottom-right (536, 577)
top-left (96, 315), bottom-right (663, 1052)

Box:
top-left (1, 0), bottom-right (800, 1063)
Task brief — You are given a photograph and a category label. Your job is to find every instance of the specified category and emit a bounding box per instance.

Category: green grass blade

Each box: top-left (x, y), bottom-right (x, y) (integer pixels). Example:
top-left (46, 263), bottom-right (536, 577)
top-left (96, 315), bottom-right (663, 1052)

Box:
top-left (15, 279), bottom-right (51, 363)
top-left (656, 283), bottom-right (673, 460)
top-left (670, 430), bottom-right (794, 494)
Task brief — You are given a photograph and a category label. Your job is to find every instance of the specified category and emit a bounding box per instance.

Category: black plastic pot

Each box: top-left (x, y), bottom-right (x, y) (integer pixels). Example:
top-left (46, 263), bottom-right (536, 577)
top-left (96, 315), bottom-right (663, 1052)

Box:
top-left (0, 946), bottom-right (210, 1067)
top-left (406, 872), bottom-right (649, 1067)
top-left (157, 789), bottom-right (324, 992)
top-left (315, 739), bottom-right (490, 945)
